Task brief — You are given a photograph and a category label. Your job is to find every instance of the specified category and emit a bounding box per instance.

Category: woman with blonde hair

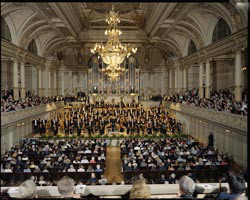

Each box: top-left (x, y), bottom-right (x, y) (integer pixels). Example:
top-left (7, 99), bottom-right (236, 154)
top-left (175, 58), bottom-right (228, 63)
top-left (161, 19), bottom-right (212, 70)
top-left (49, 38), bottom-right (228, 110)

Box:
top-left (129, 175), bottom-right (151, 199)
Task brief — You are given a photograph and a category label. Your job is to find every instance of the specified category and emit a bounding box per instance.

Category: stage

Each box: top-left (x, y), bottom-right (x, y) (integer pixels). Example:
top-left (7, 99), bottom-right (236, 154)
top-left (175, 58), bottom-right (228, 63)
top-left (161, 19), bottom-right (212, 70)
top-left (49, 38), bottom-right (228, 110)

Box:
top-left (89, 94), bottom-right (139, 104)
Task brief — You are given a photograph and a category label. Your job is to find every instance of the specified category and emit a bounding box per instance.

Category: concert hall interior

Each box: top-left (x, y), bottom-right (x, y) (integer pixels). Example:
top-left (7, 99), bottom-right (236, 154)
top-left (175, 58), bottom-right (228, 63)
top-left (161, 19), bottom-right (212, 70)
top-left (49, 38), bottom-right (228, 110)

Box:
top-left (1, 1), bottom-right (248, 199)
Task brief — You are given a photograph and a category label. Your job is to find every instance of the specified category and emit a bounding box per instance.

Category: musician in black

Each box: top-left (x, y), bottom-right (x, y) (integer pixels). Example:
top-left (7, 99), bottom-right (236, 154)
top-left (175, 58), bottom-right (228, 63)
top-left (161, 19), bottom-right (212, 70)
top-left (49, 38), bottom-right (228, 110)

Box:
top-left (32, 118), bottom-right (40, 134)
top-left (40, 119), bottom-right (47, 135)
top-left (87, 125), bottom-right (92, 136)
top-left (76, 119), bottom-right (82, 136)
top-left (100, 125), bottom-right (105, 135)
top-left (51, 118), bottom-right (58, 136)
top-left (69, 119), bottom-right (74, 135)
top-left (64, 119), bottom-right (70, 135)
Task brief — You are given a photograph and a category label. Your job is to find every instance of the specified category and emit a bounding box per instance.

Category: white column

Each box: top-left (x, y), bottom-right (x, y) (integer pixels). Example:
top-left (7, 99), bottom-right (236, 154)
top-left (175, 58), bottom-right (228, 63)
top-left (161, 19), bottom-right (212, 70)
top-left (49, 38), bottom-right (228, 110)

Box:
top-left (61, 71), bottom-right (65, 96)
top-left (235, 48), bottom-right (242, 101)
top-left (44, 66), bottom-right (48, 97)
top-left (161, 70), bottom-right (167, 95)
top-left (42, 67), bottom-right (47, 97)
top-left (20, 62), bottom-right (25, 99)
top-left (38, 66), bottom-right (42, 96)
top-left (13, 59), bottom-right (19, 100)
top-left (80, 72), bottom-right (84, 91)
top-left (205, 59), bottom-right (210, 98)
top-left (199, 62), bottom-right (204, 98)
top-left (84, 72), bottom-right (87, 92)
top-left (48, 67), bottom-right (51, 97)
top-left (72, 73), bottom-right (77, 95)
top-left (183, 68), bottom-right (187, 92)
top-left (177, 66), bottom-right (182, 93)
top-left (53, 70), bottom-right (57, 96)
top-left (174, 68), bottom-right (178, 93)
top-left (169, 70), bottom-right (172, 95)
top-left (69, 71), bottom-right (73, 95)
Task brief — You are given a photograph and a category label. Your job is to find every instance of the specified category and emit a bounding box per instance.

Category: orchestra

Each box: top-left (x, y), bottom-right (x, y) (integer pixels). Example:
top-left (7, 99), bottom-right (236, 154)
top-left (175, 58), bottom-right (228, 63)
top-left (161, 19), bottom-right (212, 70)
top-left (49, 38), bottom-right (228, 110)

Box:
top-left (32, 101), bottom-right (182, 136)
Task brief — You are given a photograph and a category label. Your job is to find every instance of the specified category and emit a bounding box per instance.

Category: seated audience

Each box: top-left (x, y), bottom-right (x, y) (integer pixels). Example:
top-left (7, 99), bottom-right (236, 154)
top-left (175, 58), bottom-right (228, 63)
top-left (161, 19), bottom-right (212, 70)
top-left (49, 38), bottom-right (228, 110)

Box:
top-left (1, 90), bottom-right (63, 113)
top-left (166, 88), bottom-right (247, 116)
top-left (120, 137), bottom-right (229, 175)
top-left (1, 138), bottom-right (106, 187)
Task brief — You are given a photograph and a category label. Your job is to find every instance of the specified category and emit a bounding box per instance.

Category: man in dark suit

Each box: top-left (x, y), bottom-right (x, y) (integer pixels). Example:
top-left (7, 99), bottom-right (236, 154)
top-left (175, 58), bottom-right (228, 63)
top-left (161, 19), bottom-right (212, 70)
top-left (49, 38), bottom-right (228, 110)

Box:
top-left (76, 120), bottom-right (82, 136)
top-left (208, 132), bottom-right (214, 147)
top-left (41, 119), bottom-right (46, 135)
top-left (32, 118), bottom-right (39, 134)
top-left (51, 118), bottom-right (58, 136)
top-left (87, 125), bottom-right (92, 136)
top-left (64, 119), bottom-right (70, 136)
top-left (100, 125), bottom-right (105, 135)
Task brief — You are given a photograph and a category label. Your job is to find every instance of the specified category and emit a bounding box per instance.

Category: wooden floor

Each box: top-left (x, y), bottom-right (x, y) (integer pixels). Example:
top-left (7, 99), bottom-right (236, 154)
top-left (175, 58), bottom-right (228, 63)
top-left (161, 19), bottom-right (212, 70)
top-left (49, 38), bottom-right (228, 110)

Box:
top-left (104, 147), bottom-right (123, 184)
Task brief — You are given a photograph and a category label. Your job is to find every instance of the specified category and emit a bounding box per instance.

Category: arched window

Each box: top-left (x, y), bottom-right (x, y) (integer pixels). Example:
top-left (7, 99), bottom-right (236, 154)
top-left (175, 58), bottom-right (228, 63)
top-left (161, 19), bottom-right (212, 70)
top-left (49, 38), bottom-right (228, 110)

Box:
top-left (28, 39), bottom-right (38, 54)
top-left (187, 40), bottom-right (197, 55)
top-left (212, 18), bottom-right (231, 43)
top-left (1, 17), bottom-right (12, 42)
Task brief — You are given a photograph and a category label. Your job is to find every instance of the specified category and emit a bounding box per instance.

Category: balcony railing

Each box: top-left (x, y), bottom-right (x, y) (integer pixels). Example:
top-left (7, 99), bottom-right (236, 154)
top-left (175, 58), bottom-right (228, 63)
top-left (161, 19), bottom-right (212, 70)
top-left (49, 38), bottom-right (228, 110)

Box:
top-left (164, 101), bottom-right (247, 133)
top-left (1, 101), bottom-right (64, 127)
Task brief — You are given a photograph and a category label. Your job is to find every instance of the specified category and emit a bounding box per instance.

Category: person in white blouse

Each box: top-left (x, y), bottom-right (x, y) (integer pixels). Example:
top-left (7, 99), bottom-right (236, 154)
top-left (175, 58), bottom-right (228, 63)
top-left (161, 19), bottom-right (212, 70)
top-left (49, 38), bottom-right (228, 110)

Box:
top-left (67, 165), bottom-right (76, 172)
top-left (77, 165), bottom-right (85, 172)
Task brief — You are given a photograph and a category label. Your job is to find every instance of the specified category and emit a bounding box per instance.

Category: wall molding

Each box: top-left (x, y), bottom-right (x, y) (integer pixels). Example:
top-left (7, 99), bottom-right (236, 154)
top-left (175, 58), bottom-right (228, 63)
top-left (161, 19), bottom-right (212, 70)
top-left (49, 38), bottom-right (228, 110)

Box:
top-left (164, 101), bottom-right (247, 133)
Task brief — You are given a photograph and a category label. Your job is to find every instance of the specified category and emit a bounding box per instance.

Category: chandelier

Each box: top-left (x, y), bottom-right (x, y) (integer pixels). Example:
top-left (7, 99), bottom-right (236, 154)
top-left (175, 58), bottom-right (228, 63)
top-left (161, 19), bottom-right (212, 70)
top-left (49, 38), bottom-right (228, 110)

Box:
top-left (101, 63), bottom-right (125, 80)
top-left (90, 6), bottom-right (137, 80)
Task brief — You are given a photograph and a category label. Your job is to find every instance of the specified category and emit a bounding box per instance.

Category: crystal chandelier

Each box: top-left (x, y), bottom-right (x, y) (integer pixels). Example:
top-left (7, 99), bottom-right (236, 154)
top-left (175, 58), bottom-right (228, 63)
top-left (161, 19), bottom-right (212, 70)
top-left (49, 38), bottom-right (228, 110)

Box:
top-left (90, 6), bottom-right (137, 80)
top-left (101, 63), bottom-right (125, 80)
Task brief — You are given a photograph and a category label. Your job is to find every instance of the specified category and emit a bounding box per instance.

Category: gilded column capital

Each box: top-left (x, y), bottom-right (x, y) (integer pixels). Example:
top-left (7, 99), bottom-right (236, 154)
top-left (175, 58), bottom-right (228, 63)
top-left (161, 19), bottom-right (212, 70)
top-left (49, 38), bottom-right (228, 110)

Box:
top-left (128, 56), bottom-right (136, 64)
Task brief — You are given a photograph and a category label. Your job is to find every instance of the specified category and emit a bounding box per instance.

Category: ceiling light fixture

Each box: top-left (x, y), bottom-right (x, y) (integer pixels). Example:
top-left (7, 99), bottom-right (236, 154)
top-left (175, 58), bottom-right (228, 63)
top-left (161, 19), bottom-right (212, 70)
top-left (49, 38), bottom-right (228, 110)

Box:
top-left (90, 5), bottom-right (137, 81)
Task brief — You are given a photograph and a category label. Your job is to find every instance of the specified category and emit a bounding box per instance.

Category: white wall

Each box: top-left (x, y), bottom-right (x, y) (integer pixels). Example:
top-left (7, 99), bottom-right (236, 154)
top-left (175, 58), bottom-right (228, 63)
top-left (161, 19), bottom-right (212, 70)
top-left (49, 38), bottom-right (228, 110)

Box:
top-left (25, 65), bottom-right (38, 95)
top-left (212, 60), bottom-right (234, 91)
top-left (189, 117), bottom-right (247, 168)
top-left (187, 66), bottom-right (199, 89)
top-left (1, 61), bottom-right (13, 90)
top-left (1, 118), bottom-right (33, 157)
top-left (140, 68), bottom-right (168, 97)
top-left (58, 70), bottom-right (88, 95)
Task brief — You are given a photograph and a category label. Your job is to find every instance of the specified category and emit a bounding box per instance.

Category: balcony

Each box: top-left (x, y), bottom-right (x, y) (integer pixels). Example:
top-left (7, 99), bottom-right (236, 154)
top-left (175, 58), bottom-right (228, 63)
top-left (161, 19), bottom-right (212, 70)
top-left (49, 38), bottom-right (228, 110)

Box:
top-left (1, 101), bottom-right (64, 127)
top-left (164, 101), bottom-right (247, 133)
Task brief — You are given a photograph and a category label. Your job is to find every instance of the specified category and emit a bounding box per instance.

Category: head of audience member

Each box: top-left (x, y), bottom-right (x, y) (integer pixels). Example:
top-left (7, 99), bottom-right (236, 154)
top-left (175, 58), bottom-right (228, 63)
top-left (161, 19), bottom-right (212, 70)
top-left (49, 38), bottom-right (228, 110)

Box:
top-left (129, 175), bottom-right (151, 199)
top-left (228, 175), bottom-right (246, 195)
top-left (57, 176), bottom-right (80, 198)
top-left (178, 176), bottom-right (196, 198)
top-left (18, 179), bottom-right (37, 198)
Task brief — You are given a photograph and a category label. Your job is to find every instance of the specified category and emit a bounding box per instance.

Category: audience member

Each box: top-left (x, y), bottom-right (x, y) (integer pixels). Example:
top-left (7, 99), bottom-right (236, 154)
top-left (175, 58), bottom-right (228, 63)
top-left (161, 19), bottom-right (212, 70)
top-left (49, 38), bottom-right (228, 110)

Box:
top-left (129, 176), bottom-right (151, 199)
top-left (178, 176), bottom-right (196, 199)
top-left (17, 179), bottom-right (37, 198)
top-left (218, 175), bottom-right (246, 200)
top-left (57, 176), bottom-right (80, 198)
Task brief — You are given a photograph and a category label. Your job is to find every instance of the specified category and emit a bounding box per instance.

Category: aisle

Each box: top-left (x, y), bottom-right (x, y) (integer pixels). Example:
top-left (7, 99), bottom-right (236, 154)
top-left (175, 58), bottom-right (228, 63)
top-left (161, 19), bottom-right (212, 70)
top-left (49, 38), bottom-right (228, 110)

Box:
top-left (104, 147), bottom-right (123, 184)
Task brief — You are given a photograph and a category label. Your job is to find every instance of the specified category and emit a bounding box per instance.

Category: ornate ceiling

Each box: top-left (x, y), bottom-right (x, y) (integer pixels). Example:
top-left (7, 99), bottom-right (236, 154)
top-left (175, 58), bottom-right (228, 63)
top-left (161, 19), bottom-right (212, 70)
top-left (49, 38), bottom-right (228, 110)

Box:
top-left (1, 1), bottom-right (248, 64)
